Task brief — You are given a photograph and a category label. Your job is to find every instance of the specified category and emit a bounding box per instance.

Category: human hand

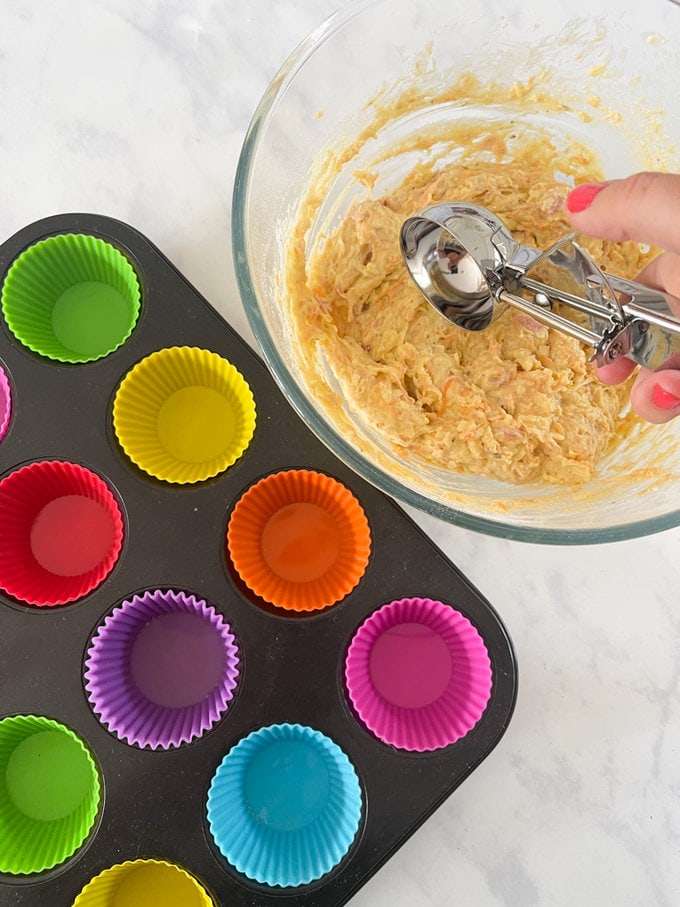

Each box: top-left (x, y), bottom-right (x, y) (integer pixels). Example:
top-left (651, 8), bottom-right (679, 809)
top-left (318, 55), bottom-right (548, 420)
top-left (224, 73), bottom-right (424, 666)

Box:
top-left (566, 171), bottom-right (680, 423)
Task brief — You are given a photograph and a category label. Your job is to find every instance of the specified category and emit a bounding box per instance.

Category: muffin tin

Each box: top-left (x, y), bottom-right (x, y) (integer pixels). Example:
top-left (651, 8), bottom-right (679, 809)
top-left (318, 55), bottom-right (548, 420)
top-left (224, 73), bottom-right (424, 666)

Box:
top-left (0, 212), bottom-right (517, 906)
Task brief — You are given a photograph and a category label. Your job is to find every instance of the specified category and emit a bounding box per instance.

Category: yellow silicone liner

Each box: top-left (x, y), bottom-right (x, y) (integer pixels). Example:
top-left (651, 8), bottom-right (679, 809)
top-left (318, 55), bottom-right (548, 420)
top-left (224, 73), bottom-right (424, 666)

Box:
top-left (112, 346), bottom-right (256, 484)
top-left (71, 859), bottom-right (214, 906)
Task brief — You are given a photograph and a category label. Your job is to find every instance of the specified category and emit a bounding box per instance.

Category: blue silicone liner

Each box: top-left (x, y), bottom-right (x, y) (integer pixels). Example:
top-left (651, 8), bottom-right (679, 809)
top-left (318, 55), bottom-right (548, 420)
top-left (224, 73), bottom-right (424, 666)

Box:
top-left (206, 723), bottom-right (362, 887)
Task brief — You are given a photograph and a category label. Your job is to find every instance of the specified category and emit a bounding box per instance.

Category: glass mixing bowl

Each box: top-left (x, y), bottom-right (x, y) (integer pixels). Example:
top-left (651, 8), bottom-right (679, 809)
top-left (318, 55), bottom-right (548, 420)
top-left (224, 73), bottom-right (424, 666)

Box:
top-left (233, 0), bottom-right (680, 543)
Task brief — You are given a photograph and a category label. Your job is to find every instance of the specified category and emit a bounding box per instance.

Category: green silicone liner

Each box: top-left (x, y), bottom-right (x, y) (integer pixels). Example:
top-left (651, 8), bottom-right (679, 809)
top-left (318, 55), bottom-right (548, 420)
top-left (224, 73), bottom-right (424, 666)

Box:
top-left (1, 233), bottom-right (141, 363)
top-left (0, 714), bottom-right (101, 875)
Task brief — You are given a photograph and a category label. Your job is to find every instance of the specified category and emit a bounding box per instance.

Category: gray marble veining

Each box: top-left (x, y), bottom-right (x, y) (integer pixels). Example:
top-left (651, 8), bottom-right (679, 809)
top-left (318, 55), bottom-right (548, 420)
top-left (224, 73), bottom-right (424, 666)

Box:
top-left (0, 2), bottom-right (678, 904)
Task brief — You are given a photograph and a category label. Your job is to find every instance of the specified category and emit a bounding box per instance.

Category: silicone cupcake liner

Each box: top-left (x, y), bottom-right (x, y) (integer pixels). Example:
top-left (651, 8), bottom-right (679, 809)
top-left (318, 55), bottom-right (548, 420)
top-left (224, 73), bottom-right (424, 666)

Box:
top-left (0, 363), bottom-right (10, 443)
top-left (112, 346), bottom-right (256, 484)
top-left (0, 233), bottom-right (141, 363)
top-left (71, 859), bottom-right (214, 906)
top-left (206, 723), bottom-right (362, 888)
top-left (345, 597), bottom-right (493, 752)
top-left (84, 589), bottom-right (240, 750)
top-left (227, 469), bottom-right (371, 612)
top-left (0, 715), bottom-right (101, 875)
top-left (0, 460), bottom-right (125, 606)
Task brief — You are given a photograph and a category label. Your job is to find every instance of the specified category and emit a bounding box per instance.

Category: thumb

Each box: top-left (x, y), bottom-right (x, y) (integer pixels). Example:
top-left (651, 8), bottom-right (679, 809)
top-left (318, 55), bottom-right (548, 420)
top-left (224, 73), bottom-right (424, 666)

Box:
top-left (565, 172), bottom-right (680, 255)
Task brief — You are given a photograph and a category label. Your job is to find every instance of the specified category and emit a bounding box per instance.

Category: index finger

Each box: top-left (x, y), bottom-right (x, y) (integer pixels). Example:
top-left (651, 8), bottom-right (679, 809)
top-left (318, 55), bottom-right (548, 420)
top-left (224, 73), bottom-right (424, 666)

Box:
top-left (566, 172), bottom-right (680, 256)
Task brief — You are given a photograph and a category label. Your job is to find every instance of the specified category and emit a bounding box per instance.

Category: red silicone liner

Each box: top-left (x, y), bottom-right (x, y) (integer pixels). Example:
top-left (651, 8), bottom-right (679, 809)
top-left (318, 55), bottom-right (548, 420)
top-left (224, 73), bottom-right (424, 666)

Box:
top-left (345, 597), bottom-right (493, 752)
top-left (0, 460), bottom-right (124, 606)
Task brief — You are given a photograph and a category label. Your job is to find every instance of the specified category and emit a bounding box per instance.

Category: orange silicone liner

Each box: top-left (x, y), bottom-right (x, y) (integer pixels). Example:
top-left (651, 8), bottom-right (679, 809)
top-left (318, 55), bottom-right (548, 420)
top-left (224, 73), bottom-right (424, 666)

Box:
top-left (226, 469), bottom-right (371, 612)
top-left (112, 346), bottom-right (256, 484)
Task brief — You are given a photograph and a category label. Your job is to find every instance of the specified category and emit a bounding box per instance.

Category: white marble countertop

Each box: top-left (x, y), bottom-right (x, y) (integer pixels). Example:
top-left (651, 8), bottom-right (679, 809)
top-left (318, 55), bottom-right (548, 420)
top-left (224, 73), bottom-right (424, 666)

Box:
top-left (1, 2), bottom-right (679, 905)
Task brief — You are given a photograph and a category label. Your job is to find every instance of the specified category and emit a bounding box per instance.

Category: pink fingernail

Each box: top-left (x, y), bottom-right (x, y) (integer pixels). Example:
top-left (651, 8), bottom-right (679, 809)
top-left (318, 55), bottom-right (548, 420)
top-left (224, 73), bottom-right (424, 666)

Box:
top-left (566, 183), bottom-right (607, 214)
top-left (652, 384), bottom-right (680, 410)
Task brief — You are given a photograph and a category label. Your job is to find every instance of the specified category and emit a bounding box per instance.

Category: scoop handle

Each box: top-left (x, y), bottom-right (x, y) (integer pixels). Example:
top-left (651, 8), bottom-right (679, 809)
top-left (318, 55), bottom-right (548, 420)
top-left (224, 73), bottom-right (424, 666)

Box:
top-left (605, 274), bottom-right (680, 370)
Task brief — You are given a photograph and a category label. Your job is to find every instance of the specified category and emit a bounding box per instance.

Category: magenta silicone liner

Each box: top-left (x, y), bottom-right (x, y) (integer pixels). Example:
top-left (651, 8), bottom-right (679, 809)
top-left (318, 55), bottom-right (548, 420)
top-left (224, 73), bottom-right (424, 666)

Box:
top-left (84, 589), bottom-right (240, 750)
top-left (345, 597), bottom-right (493, 752)
top-left (0, 364), bottom-right (10, 443)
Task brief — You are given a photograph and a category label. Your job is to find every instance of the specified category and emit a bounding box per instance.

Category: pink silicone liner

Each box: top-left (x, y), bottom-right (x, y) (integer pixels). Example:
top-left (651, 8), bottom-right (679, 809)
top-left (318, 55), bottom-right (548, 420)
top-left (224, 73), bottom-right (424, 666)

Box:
top-left (84, 589), bottom-right (240, 750)
top-left (0, 364), bottom-right (10, 443)
top-left (345, 597), bottom-right (493, 752)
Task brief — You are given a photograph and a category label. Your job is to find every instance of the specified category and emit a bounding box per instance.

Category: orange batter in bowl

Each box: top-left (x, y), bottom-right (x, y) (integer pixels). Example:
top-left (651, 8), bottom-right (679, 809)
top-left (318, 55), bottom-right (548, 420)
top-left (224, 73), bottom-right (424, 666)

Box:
top-left (288, 107), bottom-right (654, 486)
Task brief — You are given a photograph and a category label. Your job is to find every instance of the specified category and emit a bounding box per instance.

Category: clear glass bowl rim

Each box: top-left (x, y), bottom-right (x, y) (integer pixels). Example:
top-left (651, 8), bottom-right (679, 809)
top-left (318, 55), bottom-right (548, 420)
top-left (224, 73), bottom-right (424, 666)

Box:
top-left (231, 0), bottom-right (680, 545)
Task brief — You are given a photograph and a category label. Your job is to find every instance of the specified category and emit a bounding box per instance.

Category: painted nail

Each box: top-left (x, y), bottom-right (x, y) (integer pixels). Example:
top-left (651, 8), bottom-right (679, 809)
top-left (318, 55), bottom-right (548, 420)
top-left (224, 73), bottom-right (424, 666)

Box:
top-left (652, 384), bottom-right (680, 410)
top-left (566, 183), bottom-right (607, 214)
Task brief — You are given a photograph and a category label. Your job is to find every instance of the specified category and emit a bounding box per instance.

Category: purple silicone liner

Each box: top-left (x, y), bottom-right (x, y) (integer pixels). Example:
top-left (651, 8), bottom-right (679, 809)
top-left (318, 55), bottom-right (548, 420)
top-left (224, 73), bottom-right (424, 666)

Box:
top-left (345, 597), bottom-right (493, 752)
top-left (84, 589), bottom-right (240, 750)
top-left (0, 364), bottom-right (11, 443)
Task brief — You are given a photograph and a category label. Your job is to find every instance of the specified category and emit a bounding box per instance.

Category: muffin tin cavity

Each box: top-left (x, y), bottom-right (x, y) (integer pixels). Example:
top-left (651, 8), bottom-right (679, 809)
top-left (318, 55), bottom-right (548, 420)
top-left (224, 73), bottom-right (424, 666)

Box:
top-left (345, 597), bottom-right (493, 752)
top-left (0, 460), bottom-right (124, 607)
top-left (71, 859), bottom-right (215, 907)
top-left (206, 723), bottom-right (362, 888)
top-left (84, 589), bottom-right (240, 750)
top-left (112, 346), bottom-right (256, 484)
top-left (226, 469), bottom-right (371, 612)
top-left (0, 214), bottom-right (516, 907)
top-left (1, 234), bottom-right (141, 363)
top-left (0, 715), bottom-right (101, 875)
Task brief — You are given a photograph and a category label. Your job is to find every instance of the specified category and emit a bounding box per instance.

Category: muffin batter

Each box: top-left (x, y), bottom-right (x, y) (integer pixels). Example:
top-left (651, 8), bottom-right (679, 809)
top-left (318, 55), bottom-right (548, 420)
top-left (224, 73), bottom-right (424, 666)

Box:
top-left (288, 114), bottom-right (654, 487)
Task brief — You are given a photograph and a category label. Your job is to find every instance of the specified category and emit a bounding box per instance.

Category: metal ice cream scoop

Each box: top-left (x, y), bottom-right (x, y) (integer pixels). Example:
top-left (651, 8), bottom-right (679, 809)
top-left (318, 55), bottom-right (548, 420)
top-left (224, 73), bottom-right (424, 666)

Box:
top-left (400, 202), bottom-right (680, 370)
